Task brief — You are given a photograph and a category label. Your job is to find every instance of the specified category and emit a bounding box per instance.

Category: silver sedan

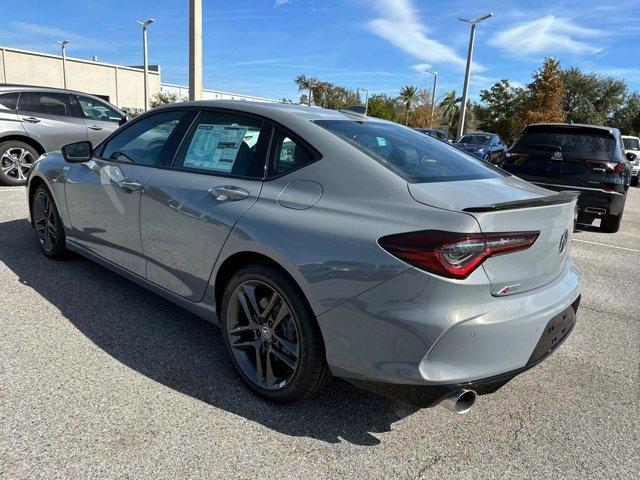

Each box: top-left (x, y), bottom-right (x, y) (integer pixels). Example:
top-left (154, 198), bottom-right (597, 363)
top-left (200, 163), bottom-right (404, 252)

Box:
top-left (26, 101), bottom-right (581, 413)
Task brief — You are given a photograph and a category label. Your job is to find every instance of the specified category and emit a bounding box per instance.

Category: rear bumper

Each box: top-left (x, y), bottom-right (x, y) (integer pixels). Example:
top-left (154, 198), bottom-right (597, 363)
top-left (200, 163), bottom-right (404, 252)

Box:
top-left (533, 182), bottom-right (627, 216)
top-left (318, 260), bottom-right (581, 388)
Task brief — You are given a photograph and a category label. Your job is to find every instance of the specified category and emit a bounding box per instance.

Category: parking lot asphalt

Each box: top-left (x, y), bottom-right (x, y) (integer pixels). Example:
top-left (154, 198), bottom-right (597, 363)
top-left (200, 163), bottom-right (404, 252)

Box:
top-left (1, 185), bottom-right (638, 480)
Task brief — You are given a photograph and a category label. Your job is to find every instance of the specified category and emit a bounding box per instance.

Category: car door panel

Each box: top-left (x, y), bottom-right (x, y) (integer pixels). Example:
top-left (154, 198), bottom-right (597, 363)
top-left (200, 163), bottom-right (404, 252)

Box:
top-left (65, 161), bottom-right (157, 276)
top-left (76, 95), bottom-right (124, 146)
top-left (140, 170), bottom-right (261, 299)
top-left (17, 92), bottom-right (87, 152)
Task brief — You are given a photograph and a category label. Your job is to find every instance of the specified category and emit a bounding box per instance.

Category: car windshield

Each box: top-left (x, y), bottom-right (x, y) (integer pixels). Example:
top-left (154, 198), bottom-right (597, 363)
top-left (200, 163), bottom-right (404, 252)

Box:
top-left (515, 127), bottom-right (616, 160)
top-left (314, 120), bottom-right (507, 183)
top-left (458, 134), bottom-right (491, 145)
top-left (623, 137), bottom-right (640, 150)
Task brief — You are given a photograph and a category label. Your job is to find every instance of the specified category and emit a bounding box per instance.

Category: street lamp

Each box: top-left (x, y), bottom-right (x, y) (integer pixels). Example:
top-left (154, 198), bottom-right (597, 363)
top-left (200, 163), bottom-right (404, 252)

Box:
top-left (136, 18), bottom-right (155, 111)
top-left (456, 12), bottom-right (492, 140)
top-left (424, 70), bottom-right (438, 126)
top-left (57, 40), bottom-right (69, 89)
top-left (362, 88), bottom-right (369, 115)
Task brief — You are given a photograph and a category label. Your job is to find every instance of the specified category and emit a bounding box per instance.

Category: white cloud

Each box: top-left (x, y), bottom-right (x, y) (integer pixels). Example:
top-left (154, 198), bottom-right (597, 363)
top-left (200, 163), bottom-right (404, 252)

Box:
top-left (274, 0), bottom-right (291, 7)
top-left (411, 63), bottom-right (433, 74)
top-left (490, 15), bottom-right (602, 55)
top-left (7, 22), bottom-right (112, 51)
top-left (366, 0), bottom-right (473, 71)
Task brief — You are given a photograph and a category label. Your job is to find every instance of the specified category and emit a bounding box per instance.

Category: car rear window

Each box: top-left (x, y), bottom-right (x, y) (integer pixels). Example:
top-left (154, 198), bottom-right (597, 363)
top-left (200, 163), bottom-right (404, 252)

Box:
top-left (623, 137), bottom-right (640, 150)
top-left (314, 120), bottom-right (506, 183)
top-left (514, 127), bottom-right (616, 161)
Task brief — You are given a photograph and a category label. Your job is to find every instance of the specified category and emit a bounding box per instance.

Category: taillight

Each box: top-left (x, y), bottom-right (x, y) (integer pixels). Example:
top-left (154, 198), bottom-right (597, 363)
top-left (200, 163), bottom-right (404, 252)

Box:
top-left (587, 161), bottom-right (626, 173)
top-left (379, 230), bottom-right (539, 279)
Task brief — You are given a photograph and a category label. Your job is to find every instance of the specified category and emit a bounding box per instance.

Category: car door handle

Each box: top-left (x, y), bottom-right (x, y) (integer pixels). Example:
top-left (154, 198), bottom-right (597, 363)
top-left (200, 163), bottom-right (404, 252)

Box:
top-left (117, 180), bottom-right (142, 192)
top-left (22, 116), bottom-right (41, 123)
top-left (209, 185), bottom-right (250, 202)
top-left (88, 125), bottom-right (103, 130)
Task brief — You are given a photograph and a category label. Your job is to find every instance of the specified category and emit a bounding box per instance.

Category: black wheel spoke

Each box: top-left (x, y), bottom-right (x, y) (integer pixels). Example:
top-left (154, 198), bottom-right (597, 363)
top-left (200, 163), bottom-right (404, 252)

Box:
top-left (272, 302), bottom-right (290, 328)
top-left (274, 334), bottom-right (299, 358)
top-left (265, 350), bottom-right (276, 387)
top-left (270, 346), bottom-right (297, 370)
top-left (260, 292), bottom-right (279, 319)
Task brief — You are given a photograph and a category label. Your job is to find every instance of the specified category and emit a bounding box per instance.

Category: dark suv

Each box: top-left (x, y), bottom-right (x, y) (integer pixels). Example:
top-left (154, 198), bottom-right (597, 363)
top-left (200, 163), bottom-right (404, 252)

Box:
top-left (501, 123), bottom-right (632, 233)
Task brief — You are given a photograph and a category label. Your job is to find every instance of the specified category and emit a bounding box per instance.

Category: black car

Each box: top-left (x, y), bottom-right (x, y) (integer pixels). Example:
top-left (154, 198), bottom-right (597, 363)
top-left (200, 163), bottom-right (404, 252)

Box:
top-left (414, 128), bottom-right (448, 142)
top-left (501, 123), bottom-right (633, 233)
top-left (453, 132), bottom-right (507, 164)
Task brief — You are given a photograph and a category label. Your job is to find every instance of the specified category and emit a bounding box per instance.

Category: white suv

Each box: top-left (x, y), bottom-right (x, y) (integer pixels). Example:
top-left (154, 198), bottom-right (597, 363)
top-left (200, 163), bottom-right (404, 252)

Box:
top-left (622, 135), bottom-right (640, 186)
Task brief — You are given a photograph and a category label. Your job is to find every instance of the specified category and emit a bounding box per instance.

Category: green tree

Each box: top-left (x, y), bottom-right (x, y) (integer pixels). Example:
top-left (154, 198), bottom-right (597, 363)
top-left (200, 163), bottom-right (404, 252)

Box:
top-left (563, 67), bottom-right (627, 125)
top-left (475, 79), bottom-right (527, 143)
top-left (611, 92), bottom-right (640, 135)
top-left (439, 90), bottom-right (462, 132)
top-left (521, 57), bottom-right (566, 124)
top-left (367, 93), bottom-right (402, 122)
top-left (149, 91), bottom-right (183, 108)
top-left (397, 85), bottom-right (420, 125)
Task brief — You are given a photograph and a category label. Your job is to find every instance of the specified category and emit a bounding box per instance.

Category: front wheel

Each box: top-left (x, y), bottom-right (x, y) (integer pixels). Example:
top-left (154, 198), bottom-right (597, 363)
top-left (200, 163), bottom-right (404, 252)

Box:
top-left (0, 141), bottom-right (38, 186)
top-left (220, 264), bottom-right (331, 403)
top-left (601, 213), bottom-right (622, 233)
top-left (32, 186), bottom-right (67, 258)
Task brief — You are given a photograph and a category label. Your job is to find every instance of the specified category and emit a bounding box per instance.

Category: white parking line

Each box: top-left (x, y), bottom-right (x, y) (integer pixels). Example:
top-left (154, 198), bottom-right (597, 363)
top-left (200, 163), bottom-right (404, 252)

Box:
top-left (573, 239), bottom-right (640, 253)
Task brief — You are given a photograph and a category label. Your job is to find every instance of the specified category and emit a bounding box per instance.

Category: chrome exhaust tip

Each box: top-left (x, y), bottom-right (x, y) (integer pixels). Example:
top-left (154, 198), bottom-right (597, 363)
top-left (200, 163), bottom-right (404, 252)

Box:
top-left (439, 389), bottom-right (478, 414)
top-left (584, 207), bottom-right (607, 215)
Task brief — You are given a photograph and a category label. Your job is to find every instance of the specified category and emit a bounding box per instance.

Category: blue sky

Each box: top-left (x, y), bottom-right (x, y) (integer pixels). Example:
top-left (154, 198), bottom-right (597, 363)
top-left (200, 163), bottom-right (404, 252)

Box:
top-left (1, 0), bottom-right (639, 102)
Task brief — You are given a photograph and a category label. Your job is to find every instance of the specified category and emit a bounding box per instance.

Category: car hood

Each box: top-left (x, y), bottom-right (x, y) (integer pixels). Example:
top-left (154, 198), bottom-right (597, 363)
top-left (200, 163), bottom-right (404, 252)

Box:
top-left (408, 175), bottom-right (553, 212)
top-left (454, 142), bottom-right (486, 152)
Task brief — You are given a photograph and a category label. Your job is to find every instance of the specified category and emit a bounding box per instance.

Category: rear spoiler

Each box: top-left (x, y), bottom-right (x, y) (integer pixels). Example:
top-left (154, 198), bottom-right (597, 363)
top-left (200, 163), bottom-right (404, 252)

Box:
top-left (463, 191), bottom-right (580, 213)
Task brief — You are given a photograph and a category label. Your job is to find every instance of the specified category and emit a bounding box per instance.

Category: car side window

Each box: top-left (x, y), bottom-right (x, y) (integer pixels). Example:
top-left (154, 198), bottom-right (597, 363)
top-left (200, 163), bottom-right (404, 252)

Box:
top-left (101, 110), bottom-right (187, 167)
top-left (18, 92), bottom-right (75, 117)
top-left (269, 129), bottom-right (317, 176)
top-left (172, 111), bottom-right (267, 178)
top-left (0, 92), bottom-right (19, 110)
top-left (78, 96), bottom-right (122, 123)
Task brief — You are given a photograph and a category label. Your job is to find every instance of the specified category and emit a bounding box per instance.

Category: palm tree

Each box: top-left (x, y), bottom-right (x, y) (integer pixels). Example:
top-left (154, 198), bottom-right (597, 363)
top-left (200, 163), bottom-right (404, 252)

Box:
top-left (397, 85), bottom-right (419, 125)
top-left (439, 90), bottom-right (462, 130)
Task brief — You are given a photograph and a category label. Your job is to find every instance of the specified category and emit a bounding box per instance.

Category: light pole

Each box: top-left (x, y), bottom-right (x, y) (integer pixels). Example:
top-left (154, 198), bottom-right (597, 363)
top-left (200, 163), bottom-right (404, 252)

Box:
top-left (425, 70), bottom-right (438, 126)
top-left (308, 83), bottom-right (313, 106)
top-left (136, 18), bottom-right (154, 111)
top-left (57, 40), bottom-right (69, 89)
top-left (456, 13), bottom-right (492, 140)
top-left (362, 88), bottom-right (369, 115)
top-left (189, 0), bottom-right (202, 101)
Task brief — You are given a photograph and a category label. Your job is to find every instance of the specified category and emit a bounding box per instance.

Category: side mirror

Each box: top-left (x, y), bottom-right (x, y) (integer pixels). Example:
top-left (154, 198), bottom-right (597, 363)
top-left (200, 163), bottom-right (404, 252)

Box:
top-left (61, 141), bottom-right (93, 163)
top-left (626, 152), bottom-right (637, 161)
top-left (119, 113), bottom-right (130, 126)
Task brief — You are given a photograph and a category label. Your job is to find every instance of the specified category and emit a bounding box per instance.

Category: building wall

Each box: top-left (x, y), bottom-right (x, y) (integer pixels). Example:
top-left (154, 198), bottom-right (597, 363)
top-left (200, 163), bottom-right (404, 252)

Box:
top-left (161, 83), bottom-right (278, 103)
top-left (0, 47), bottom-right (160, 111)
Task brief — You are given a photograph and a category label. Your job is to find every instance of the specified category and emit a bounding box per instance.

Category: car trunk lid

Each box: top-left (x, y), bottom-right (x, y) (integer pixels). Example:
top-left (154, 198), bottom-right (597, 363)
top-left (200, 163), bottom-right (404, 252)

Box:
top-left (408, 176), bottom-right (578, 295)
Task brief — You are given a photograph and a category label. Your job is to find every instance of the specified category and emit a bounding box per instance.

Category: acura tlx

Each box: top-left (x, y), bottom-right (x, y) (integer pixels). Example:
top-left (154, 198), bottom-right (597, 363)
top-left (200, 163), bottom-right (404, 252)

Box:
top-left (27, 101), bottom-right (580, 413)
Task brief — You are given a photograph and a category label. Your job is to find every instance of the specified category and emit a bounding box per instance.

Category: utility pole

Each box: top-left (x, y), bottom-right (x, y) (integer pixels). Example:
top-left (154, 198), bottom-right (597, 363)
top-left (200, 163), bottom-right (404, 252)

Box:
top-left (362, 88), bottom-right (369, 115)
top-left (425, 70), bottom-right (438, 126)
top-left (189, 0), bottom-right (202, 101)
top-left (57, 40), bottom-right (69, 89)
top-left (136, 18), bottom-right (154, 111)
top-left (456, 13), bottom-right (492, 140)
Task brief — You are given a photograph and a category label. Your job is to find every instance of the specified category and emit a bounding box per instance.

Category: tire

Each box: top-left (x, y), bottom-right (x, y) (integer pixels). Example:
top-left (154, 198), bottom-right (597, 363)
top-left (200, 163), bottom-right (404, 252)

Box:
top-left (601, 213), bottom-right (622, 233)
top-left (0, 141), bottom-right (38, 186)
top-left (220, 263), bottom-right (332, 403)
top-left (32, 186), bottom-right (67, 258)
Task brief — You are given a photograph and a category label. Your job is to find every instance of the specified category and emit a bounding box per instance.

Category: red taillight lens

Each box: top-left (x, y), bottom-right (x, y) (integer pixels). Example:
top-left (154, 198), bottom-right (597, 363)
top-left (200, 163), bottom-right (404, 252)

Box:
top-left (379, 230), bottom-right (539, 279)
top-left (587, 161), bottom-right (626, 173)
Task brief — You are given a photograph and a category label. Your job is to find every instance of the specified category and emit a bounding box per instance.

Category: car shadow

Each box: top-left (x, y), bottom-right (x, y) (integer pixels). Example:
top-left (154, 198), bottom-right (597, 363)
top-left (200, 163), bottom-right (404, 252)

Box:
top-left (0, 218), bottom-right (419, 445)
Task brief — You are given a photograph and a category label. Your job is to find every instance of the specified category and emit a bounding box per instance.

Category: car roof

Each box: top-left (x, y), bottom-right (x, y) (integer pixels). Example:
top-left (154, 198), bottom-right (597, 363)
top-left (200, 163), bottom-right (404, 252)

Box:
top-left (0, 84), bottom-right (124, 111)
top-left (622, 135), bottom-right (639, 139)
top-left (153, 100), bottom-right (391, 125)
top-left (525, 122), bottom-right (619, 134)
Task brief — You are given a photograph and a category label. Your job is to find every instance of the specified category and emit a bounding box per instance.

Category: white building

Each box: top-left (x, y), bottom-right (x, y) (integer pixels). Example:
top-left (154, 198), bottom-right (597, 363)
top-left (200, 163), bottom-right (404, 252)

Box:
top-left (161, 83), bottom-right (278, 103)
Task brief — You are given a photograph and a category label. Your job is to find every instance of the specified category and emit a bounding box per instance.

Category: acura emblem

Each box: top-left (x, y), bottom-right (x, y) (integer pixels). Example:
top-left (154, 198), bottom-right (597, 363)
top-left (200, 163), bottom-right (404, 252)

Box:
top-left (559, 229), bottom-right (568, 254)
top-left (551, 151), bottom-right (563, 161)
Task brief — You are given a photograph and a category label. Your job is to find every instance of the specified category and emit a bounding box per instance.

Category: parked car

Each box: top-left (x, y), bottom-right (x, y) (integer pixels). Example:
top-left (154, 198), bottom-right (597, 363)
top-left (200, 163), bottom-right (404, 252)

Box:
top-left (27, 101), bottom-right (580, 412)
top-left (414, 128), bottom-right (449, 142)
top-left (622, 135), bottom-right (640, 186)
top-left (0, 85), bottom-right (128, 186)
top-left (502, 123), bottom-right (631, 233)
top-left (453, 132), bottom-right (507, 164)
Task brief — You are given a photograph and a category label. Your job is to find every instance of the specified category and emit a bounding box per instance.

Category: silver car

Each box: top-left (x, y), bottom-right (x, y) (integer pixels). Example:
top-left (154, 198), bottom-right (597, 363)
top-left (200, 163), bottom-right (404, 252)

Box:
top-left (0, 85), bottom-right (127, 186)
top-left (26, 101), bottom-right (581, 413)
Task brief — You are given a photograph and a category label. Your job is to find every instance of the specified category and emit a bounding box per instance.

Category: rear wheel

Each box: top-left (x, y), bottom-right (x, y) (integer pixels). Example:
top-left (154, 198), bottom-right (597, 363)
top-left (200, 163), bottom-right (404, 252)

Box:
top-left (32, 186), bottom-right (67, 258)
top-left (601, 213), bottom-right (622, 233)
top-left (220, 264), bottom-right (331, 403)
top-left (0, 141), bottom-right (38, 186)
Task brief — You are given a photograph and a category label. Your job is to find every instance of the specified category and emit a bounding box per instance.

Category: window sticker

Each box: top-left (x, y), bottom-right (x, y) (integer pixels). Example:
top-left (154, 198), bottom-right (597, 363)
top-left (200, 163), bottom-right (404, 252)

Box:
top-left (183, 124), bottom-right (248, 172)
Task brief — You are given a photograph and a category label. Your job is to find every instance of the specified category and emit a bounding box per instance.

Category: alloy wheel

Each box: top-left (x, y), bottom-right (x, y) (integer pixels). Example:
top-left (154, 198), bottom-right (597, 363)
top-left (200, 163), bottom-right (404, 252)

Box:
top-left (1, 148), bottom-right (35, 182)
top-left (226, 280), bottom-right (300, 390)
top-left (34, 191), bottom-right (58, 253)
